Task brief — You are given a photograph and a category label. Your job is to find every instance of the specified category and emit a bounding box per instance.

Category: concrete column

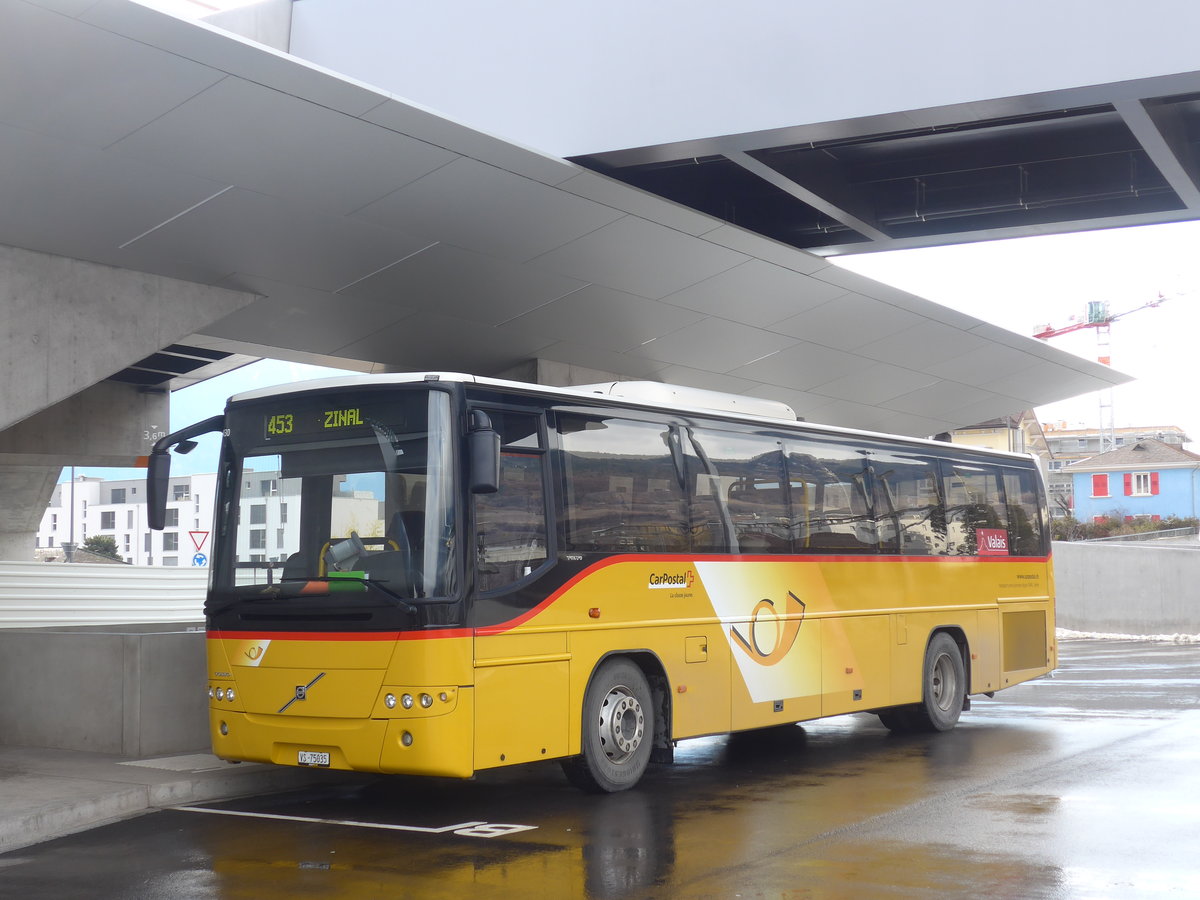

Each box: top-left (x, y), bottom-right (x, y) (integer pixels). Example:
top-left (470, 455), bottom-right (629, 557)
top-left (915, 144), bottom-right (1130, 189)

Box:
top-left (0, 243), bottom-right (253, 433)
top-left (0, 466), bottom-right (59, 561)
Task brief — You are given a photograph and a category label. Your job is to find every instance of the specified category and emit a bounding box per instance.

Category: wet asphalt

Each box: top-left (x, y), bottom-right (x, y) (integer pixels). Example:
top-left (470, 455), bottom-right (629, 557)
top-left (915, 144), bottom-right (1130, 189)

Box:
top-left (2, 638), bottom-right (1197, 899)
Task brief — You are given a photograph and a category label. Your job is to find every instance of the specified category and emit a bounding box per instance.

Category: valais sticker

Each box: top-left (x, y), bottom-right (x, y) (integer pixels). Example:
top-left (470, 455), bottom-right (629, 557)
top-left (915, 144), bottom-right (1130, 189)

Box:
top-left (976, 528), bottom-right (1009, 556)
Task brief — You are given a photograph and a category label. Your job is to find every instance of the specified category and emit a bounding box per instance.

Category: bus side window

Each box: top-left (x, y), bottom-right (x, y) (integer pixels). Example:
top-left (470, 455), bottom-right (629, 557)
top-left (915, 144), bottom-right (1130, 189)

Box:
top-left (686, 428), bottom-right (791, 554)
top-left (473, 411), bottom-right (549, 593)
top-left (872, 454), bottom-right (946, 556)
top-left (941, 463), bottom-right (1007, 556)
top-left (787, 445), bottom-right (876, 552)
top-left (559, 416), bottom-right (689, 553)
top-left (1003, 468), bottom-right (1046, 556)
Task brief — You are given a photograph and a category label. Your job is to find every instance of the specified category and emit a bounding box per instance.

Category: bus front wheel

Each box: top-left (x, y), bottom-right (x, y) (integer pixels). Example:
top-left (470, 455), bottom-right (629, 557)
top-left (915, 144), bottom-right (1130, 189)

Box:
top-left (561, 658), bottom-right (653, 793)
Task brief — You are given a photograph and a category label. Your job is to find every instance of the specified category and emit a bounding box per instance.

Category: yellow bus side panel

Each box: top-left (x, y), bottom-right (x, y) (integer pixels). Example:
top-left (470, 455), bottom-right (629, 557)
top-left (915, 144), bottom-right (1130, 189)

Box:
top-left (474, 661), bottom-right (569, 769)
top-left (973, 608), bottom-right (1001, 693)
top-left (821, 615), bottom-right (891, 717)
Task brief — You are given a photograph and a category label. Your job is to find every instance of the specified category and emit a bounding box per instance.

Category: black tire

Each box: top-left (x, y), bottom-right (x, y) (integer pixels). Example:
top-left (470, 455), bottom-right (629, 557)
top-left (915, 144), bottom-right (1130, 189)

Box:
top-left (561, 658), bottom-right (653, 793)
top-left (876, 707), bottom-right (916, 733)
top-left (908, 632), bottom-right (966, 732)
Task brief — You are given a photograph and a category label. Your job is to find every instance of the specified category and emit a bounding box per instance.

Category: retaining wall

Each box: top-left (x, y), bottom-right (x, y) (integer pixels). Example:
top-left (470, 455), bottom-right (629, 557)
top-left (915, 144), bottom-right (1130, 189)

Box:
top-left (0, 623), bottom-right (208, 755)
top-left (1052, 540), bottom-right (1200, 634)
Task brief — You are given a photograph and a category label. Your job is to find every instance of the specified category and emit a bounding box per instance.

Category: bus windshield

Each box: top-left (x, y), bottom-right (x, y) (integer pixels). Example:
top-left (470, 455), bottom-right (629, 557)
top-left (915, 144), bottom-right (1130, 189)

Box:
top-left (217, 389), bottom-right (457, 602)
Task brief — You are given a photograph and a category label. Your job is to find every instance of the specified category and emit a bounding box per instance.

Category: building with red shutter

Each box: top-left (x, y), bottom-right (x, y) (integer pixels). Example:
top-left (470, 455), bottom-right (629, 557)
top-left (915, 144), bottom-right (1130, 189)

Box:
top-left (1067, 439), bottom-right (1200, 523)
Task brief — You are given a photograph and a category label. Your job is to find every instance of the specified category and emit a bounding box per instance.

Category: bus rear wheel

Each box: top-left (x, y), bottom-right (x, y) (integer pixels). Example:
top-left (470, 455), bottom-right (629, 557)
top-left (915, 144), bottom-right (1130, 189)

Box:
top-left (561, 658), bottom-right (653, 793)
top-left (877, 632), bottom-right (965, 734)
top-left (910, 632), bottom-right (965, 732)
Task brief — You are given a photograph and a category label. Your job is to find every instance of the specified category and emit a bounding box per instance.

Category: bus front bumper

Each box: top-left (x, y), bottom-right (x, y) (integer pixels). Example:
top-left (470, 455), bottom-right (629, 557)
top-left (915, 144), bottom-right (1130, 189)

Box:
top-left (209, 687), bottom-right (475, 778)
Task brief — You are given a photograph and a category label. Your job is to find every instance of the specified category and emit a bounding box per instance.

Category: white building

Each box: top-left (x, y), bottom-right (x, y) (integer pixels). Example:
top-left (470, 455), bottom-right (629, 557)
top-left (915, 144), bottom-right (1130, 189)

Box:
top-left (37, 473), bottom-right (218, 567)
top-left (37, 469), bottom-right (383, 569)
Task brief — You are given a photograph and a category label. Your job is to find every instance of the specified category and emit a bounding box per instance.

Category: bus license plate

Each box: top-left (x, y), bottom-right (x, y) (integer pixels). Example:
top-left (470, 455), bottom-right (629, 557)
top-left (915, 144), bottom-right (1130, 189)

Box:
top-left (298, 750), bottom-right (330, 767)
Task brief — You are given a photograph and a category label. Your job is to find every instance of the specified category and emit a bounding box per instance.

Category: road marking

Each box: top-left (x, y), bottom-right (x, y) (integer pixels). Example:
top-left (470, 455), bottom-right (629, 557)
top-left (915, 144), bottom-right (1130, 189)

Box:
top-left (172, 806), bottom-right (537, 838)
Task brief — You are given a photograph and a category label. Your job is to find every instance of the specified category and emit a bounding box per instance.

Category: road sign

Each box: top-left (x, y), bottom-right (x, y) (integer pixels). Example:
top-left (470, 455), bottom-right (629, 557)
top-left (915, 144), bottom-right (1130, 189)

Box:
top-left (192, 552), bottom-right (208, 567)
top-left (190, 531), bottom-right (209, 552)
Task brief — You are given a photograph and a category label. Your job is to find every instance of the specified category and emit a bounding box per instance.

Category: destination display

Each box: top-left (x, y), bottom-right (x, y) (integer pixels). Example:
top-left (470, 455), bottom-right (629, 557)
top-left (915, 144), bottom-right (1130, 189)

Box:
top-left (262, 405), bottom-right (370, 440)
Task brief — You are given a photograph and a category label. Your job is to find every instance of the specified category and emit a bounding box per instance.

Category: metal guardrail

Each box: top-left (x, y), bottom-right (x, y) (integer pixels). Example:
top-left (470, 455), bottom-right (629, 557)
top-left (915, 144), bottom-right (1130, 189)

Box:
top-left (1081, 526), bottom-right (1199, 544)
top-left (0, 562), bottom-right (205, 627)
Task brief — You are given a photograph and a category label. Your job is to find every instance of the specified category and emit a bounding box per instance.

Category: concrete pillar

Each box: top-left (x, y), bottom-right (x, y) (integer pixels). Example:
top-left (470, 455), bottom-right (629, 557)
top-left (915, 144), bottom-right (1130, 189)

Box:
top-left (0, 243), bottom-right (253, 433)
top-left (0, 242), bottom-right (256, 561)
top-left (0, 466), bottom-right (59, 561)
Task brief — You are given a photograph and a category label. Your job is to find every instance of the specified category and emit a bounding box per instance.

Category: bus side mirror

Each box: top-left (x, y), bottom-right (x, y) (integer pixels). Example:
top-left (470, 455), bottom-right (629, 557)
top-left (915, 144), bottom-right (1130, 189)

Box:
top-left (468, 410), bottom-right (500, 494)
top-left (147, 448), bottom-right (171, 530)
top-left (145, 414), bottom-right (224, 530)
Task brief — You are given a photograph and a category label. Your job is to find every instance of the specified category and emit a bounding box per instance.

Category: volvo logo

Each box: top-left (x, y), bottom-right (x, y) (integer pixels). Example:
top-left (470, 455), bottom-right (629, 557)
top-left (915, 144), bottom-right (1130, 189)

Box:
top-left (278, 672), bottom-right (326, 713)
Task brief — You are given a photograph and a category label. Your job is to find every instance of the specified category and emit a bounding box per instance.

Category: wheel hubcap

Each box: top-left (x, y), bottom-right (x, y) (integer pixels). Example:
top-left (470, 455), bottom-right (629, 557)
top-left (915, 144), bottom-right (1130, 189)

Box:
top-left (931, 653), bottom-right (956, 711)
top-left (597, 685), bottom-right (645, 764)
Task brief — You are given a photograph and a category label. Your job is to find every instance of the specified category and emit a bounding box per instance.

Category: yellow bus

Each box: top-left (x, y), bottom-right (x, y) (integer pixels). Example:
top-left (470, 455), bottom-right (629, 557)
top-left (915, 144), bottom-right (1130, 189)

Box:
top-left (148, 373), bottom-right (1055, 792)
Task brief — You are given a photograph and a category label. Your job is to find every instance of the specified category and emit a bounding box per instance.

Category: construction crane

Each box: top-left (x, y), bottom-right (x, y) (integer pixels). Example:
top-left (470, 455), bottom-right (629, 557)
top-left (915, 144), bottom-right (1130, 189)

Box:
top-left (1033, 293), bottom-right (1167, 449)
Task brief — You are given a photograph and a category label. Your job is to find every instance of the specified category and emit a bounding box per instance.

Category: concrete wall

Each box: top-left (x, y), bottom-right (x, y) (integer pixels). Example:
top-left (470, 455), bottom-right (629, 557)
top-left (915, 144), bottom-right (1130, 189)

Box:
top-left (0, 624), bottom-right (208, 756)
top-left (1053, 540), bottom-right (1200, 634)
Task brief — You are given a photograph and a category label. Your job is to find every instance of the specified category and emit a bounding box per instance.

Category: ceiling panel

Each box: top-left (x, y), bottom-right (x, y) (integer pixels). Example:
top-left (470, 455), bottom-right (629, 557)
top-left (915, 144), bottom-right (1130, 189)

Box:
top-left (728, 341), bottom-right (864, 388)
top-left (500, 285), bottom-right (705, 352)
top-left (332, 314), bottom-right (553, 373)
top-left (857, 321), bottom-right (993, 369)
top-left (0, 121), bottom-right (226, 266)
top-left (111, 76), bottom-right (457, 217)
top-left (361, 100), bottom-right (580, 187)
top-left (808, 363), bottom-right (940, 405)
top-left (923, 342), bottom-right (1037, 387)
top-left (352, 157), bottom-right (624, 261)
top-left (662, 259), bottom-right (847, 327)
top-left (626, 318), bottom-right (796, 373)
top-left (771, 292), bottom-right (927, 350)
top-left (0, 0), bottom-right (222, 147)
top-left (338, 241), bottom-right (585, 324)
top-left (556, 170), bottom-right (722, 237)
top-left (125, 187), bottom-right (431, 293)
top-left (205, 275), bottom-right (415, 355)
top-left (530, 216), bottom-right (748, 300)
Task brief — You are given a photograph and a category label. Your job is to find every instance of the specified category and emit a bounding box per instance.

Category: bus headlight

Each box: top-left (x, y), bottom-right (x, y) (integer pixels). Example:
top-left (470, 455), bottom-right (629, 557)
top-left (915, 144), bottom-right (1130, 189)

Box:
top-left (208, 686), bottom-right (215, 699)
top-left (420, 693), bottom-right (433, 708)
top-left (226, 688), bottom-right (235, 703)
top-left (216, 688), bottom-right (226, 701)
top-left (401, 693), bottom-right (414, 709)
top-left (385, 693), bottom-right (397, 709)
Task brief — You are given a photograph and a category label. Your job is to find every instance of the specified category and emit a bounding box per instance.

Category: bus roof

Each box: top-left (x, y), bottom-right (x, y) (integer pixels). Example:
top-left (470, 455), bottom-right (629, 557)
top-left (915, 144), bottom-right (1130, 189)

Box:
top-left (226, 371), bottom-right (1038, 464)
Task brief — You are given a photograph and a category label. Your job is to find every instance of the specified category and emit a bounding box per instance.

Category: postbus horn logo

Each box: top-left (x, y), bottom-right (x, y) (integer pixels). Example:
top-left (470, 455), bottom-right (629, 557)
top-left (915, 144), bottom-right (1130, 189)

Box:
top-left (730, 592), bottom-right (807, 666)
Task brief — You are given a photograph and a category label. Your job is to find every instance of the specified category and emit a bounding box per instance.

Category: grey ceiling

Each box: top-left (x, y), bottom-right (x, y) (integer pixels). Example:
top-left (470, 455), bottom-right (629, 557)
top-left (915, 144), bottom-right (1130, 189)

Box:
top-left (0, 0), bottom-right (1126, 437)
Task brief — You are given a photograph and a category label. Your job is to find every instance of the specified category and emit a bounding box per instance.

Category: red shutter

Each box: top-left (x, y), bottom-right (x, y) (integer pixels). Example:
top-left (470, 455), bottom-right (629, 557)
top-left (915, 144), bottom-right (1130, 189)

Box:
top-left (1123, 473), bottom-right (1133, 496)
top-left (1152, 515), bottom-right (1162, 522)
top-left (1092, 474), bottom-right (1108, 497)
top-left (1151, 472), bottom-right (1160, 495)
top-left (1124, 516), bottom-right (1134, 523)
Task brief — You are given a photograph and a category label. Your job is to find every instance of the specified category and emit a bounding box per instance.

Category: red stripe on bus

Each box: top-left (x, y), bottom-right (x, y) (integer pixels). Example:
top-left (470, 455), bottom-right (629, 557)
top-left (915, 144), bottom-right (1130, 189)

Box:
top-left (473, 552), bottom-right (1049, 636)
top-left (207, 628), bottom-right (472, 642)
